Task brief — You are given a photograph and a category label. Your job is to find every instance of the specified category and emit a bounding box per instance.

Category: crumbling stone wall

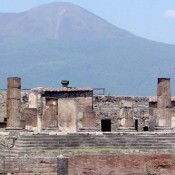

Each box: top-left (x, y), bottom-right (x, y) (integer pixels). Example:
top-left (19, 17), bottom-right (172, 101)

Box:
top-left (93, 95), bottom-right (149, 131)
top-left (1, 89), bottom-right (174, 131)
top-left (0, 90), bottom-right (7, 126)
top-left (0, 91), bottom-right (151, 131)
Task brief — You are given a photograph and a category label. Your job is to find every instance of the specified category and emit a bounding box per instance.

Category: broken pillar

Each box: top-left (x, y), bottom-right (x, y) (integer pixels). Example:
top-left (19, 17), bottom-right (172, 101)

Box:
top-left (6, 77), bottom-right (22, 129)
top-left (156, 78), bottom-right (172, 130)
top-left (118, 99), bottom-right (135, 131)
top-left (148, 115), bottom-right (156, 131)
top-left (57, 155), bottom-right (68, 175)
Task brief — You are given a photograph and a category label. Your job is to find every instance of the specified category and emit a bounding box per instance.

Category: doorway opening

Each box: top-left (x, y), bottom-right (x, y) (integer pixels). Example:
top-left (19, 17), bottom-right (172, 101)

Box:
top-left (143, 126), bottom-right (149, 131)
top-left (135, 119), bottom-right (138, 131)
top-left (101, 119), bottom-right (111, 132)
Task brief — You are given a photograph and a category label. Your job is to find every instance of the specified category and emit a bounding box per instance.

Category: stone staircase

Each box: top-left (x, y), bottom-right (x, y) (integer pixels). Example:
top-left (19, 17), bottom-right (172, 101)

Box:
top-left (12, 132), bottom-right (175, 151)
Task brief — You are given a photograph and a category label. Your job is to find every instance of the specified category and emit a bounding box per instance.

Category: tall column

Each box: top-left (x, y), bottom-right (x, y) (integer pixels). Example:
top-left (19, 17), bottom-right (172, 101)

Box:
top-left (156, 78), bottom-right (172, 129)
top-left (7, 77), bottom-right (21, 129)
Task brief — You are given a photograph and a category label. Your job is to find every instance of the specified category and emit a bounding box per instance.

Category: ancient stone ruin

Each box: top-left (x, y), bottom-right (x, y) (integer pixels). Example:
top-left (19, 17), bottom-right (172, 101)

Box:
top-left (1, 77), bottom-right (175, 174)
top-left (0, 77), bottom-right (175, 132)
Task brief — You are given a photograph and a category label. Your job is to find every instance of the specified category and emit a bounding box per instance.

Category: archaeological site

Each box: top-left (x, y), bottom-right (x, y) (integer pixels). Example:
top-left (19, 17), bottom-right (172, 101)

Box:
top-left (1, 77), bottom-right (175, 174)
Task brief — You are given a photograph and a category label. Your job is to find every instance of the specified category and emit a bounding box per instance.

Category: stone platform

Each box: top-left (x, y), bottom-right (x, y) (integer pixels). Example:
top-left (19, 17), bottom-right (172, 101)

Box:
top-left (10, 131), bottom-right (175, 152)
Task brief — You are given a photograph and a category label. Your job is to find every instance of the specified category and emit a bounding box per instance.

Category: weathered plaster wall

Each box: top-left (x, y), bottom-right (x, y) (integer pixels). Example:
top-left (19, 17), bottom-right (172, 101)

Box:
top-left (42, 91), bottom-right (94, 131)
top-left (58, 99), bottom-right (77, 132)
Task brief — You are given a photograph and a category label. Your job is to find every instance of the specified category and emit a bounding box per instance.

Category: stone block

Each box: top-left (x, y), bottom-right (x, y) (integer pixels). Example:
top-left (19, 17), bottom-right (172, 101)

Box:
top-left (149, 115), bottom-right (156, 131)
top-left (7, 88), bottom-right (21, 99)
top-left (157, 78), bottom-right (171, 96)
top-left (82, 111), bottom-right (96, 127)
top-left (157, 96), bottom-right (171, 108)
top-left (43, 107), bottom-right (58, 128)
top-left (135, 119), bottom-right (145, 131)
top-left (156, 108), bottom-right (171, 127)
top-left (21, 108), bottom-right (37, 127)
top-left (7, 99), bottom-right (21, 110)
top-left (7, 77), bottom-right (21, 88)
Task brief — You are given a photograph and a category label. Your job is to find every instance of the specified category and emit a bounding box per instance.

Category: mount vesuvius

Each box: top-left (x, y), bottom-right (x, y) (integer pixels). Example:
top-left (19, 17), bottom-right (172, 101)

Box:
top-left (0, 2), bottom-right (175, 96)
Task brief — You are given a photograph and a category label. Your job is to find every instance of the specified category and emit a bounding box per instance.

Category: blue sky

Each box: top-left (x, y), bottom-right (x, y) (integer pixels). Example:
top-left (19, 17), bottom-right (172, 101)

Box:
top-left (0, 0), bottom-right (175, 44)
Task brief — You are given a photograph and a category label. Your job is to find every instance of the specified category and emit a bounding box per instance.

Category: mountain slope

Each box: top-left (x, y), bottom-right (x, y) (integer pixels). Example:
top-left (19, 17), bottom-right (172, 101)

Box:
top-left (0, 2), bottom-right (133, 41)
top-left (0, 2), bottom-right (175, 96)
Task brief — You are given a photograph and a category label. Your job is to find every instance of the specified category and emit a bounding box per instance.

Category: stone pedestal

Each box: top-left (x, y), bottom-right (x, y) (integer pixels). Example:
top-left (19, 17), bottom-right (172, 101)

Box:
top-left (118, 100), bottom-right (135, 131)
top-left (156, 78), bottom-right (172, 130)
top-left (43, 98), bottom-right (58, 129)
top-left (21, 108), bottom-right (37, 129)
top-left (6, 77), bottom-right (22, 129)
top-left (80, 111), bottom-right (97, 132)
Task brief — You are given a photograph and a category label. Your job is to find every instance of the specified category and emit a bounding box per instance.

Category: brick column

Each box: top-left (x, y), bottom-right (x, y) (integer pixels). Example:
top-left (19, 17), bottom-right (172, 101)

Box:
top-left (156, 78), bottom-right (172, 130)
top-left (6, 77), bottom-right (22, 129)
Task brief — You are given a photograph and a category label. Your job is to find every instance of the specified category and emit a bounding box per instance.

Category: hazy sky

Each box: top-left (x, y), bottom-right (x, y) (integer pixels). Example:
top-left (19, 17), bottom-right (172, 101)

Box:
top-left (0, 0), bottom-right (175, 44)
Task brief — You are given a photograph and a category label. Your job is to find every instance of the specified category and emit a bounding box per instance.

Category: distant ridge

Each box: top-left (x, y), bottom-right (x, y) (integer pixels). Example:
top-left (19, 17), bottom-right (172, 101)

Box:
top-left (0, 2), bottom-right (175, 96)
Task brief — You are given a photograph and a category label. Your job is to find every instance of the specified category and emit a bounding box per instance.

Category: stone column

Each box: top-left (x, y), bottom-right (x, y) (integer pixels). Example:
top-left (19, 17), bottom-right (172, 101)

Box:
top-left (156, 78), bottom-right (172, 130)
top-left (6, 77), bottom-right (21, 129)
top-left (57, 155), bottom-right (68, 175)
top-left (37, 93), bottom-right (43, 132)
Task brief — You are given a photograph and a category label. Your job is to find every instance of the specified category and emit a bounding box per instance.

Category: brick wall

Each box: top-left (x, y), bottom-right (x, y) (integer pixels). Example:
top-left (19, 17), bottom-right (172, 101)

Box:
top-left (1, 157), bottom-right (57, 175)
top-left (68, 154), bottom-right (175, 175)
top-left (1, 154), bottom-right (175, 175)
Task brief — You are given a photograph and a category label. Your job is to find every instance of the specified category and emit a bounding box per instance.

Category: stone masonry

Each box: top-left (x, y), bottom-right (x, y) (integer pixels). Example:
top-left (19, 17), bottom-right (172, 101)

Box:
top-left (7, 77), bottom-right (21, 129)
top-left (2, 154), bottom-right (175, 175)
top-left (0, 77), bottom-right (175, 131)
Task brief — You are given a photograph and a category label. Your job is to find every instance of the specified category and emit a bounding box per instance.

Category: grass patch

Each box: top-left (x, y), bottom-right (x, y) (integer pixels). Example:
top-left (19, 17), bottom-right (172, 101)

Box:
top-left (43, 147), bottom-right (131, 154)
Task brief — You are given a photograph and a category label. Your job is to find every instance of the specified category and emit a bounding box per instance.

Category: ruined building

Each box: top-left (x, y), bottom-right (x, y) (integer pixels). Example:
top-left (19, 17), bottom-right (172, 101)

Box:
top-left (0, 77), bottom-right (175, 132)
top-left (2, 77), bottom-right (175, 175)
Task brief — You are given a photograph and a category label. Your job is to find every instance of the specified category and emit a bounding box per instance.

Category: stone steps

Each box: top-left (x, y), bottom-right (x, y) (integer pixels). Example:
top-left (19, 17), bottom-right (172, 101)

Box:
top-left (12, 132), bottom-right (175, 151)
